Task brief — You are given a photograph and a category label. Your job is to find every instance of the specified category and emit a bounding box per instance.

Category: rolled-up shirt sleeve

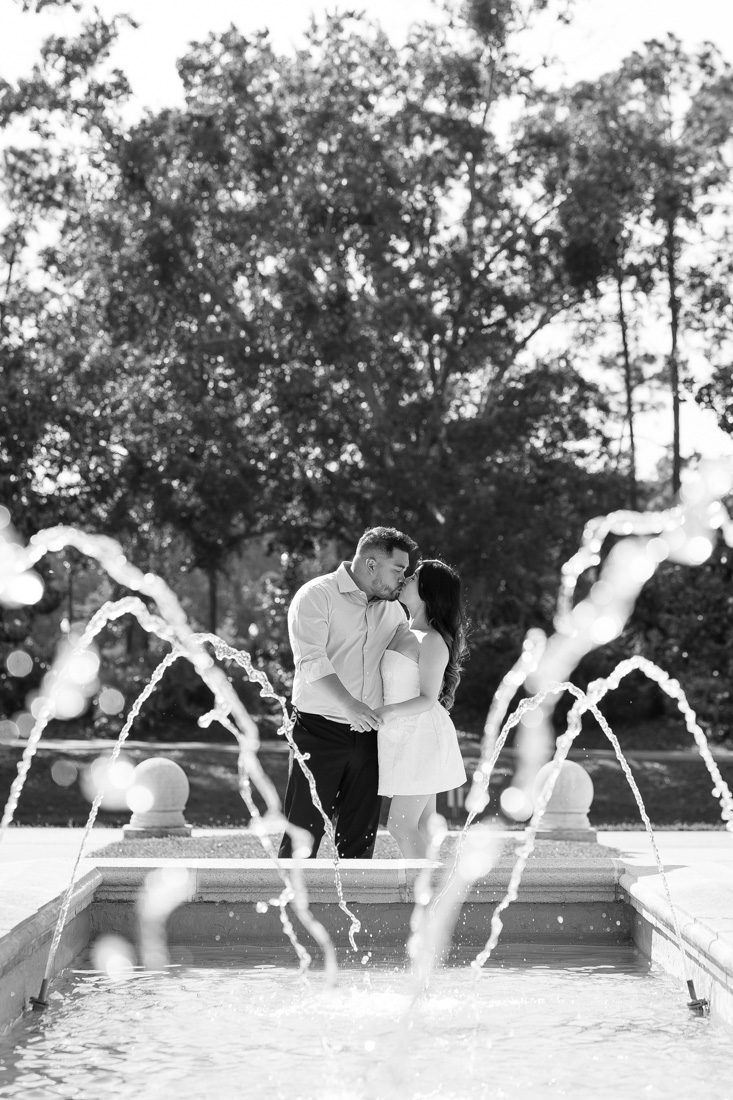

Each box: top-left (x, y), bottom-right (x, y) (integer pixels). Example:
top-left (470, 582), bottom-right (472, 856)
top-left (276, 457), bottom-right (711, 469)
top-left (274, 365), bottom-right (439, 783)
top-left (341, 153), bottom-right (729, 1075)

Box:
top-left (288, 584), bottom-right (337, 684)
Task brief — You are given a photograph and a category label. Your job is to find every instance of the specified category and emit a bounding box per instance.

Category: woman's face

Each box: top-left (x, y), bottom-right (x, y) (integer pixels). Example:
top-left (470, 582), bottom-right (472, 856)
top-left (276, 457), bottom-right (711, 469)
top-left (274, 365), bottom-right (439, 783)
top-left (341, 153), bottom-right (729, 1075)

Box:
top-left (399, 570), bottom-right (421, 613)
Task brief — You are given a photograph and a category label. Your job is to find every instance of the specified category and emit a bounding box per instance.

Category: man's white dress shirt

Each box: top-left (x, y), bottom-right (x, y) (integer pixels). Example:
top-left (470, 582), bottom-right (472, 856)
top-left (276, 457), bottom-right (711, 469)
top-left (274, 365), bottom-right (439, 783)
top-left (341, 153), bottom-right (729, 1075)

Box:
top-left (288, 562), bottom-right (409, 723)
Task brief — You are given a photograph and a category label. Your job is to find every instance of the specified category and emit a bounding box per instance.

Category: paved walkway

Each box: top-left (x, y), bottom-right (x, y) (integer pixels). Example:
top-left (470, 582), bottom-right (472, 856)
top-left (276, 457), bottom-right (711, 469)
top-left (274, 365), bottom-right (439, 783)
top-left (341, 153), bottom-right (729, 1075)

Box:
top-left (2, 823), bottom-right (732, 861)
top-left (2, 824), bottom-right (731, 895)
top-left (2, 827), bottom-right (732, 937)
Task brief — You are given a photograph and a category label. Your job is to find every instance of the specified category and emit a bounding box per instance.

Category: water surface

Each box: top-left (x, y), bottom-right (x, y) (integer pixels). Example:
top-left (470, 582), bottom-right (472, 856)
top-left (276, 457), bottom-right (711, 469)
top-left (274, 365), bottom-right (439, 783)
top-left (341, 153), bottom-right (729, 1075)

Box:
top-left (0, 943), bottom-right (729, 1099)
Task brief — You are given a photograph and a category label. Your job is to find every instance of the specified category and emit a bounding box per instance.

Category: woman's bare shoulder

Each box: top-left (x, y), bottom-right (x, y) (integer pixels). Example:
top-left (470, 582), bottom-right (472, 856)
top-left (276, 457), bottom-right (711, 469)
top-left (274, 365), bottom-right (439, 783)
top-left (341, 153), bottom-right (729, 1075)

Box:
top-left (419, 628), bottom-right (449, 658)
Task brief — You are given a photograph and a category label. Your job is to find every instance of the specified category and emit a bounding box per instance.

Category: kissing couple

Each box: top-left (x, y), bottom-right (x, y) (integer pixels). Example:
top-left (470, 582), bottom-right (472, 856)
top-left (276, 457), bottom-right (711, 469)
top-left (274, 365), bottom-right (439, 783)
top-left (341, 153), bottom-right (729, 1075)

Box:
top-left (278, 526), bottom-right (467, 860)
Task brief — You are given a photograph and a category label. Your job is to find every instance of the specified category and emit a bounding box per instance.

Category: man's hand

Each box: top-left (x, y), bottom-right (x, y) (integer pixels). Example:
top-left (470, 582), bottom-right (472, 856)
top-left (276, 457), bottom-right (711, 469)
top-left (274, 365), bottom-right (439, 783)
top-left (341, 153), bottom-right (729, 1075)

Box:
top-left (343, 699), bottom-right (382, 732)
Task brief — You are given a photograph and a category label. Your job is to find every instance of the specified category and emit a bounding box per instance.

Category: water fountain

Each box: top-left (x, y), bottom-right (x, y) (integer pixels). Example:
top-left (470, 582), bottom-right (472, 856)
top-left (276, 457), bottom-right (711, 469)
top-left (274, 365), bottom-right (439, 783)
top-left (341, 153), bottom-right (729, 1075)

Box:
top-left (1, 461), bottom-right (732, 1096)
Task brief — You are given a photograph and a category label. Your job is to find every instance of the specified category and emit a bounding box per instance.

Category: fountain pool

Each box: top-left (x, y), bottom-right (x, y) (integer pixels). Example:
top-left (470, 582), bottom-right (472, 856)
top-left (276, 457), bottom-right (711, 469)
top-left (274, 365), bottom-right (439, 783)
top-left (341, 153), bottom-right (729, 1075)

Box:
top-left (1, 462), bottom-right (733, 1092)
top-left (1, 936), bottom-right (731, 1099)
top-left (2, 828), bottom-right (733, 1098)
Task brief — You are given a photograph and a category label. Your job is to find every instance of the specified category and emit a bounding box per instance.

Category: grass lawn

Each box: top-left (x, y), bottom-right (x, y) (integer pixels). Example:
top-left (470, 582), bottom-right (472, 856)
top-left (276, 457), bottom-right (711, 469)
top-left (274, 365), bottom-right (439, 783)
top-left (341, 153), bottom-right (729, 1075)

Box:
top-left (1, 737), bottom-right (732, 829)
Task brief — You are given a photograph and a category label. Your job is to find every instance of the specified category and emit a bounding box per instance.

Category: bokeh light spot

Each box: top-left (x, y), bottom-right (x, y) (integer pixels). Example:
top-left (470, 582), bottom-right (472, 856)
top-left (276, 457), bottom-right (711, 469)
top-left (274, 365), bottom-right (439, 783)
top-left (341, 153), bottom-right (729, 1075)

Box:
top-left (29, 695), bottom-right (45, 719)
top-left (500, 786), bottom-right (533, 821)
top-left (98, 687), bottom-right (125, 716)
top-left (5, 571), bottom-right (44, 606)
top-left (51, 759), bottom-right (79, 787)
top-left (590, 614), bottom-right (623, 645)
top-left (67, 649), bottom-right (100, 684)
top-left (126, 784), bottom-right (155, 814)
top-left (91, 934), bottom-right (136, 981)
top-left (686, 535), bottom-right (714, 565)
top-left (80, 754), bottom-right (136, 810)
top-left (6, 650), bottom-right (33, 677)
top-left (14, 712), bottom-right (35, 738)
top-left (54, 685), bottom-right (87, 720)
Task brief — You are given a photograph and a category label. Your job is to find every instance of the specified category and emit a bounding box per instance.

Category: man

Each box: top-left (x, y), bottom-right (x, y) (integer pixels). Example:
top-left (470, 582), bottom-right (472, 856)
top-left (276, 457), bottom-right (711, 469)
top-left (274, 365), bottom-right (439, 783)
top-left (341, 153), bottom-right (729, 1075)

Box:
top-left (278, 526), bottom-right (419, 859)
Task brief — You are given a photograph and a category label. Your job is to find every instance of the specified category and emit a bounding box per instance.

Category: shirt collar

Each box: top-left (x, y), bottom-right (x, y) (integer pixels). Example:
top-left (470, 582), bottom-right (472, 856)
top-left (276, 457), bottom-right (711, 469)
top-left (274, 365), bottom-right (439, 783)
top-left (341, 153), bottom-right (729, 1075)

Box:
top-left (336, 561), bottom-right (365, 596)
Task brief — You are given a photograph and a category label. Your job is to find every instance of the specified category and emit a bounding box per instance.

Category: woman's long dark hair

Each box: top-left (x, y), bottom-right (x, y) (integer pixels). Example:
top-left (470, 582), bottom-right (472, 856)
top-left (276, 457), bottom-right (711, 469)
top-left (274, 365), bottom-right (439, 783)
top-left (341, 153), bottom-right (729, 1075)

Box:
top-left (416, 559), bottom-right (468, 711)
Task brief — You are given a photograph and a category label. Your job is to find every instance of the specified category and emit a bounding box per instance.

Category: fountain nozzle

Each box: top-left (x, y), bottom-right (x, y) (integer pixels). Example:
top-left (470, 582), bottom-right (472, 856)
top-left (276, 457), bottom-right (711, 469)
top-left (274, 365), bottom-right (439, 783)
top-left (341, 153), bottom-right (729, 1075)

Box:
top-left (30, 979), bottom-right (50, 1010)
top-left (686, 979), bottom-right (709, 1017)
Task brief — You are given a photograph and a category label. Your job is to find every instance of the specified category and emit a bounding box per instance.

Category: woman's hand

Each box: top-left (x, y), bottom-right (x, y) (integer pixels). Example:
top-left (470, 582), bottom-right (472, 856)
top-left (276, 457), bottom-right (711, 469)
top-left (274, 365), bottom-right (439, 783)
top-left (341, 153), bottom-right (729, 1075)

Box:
top-left (374, 704), bottom-right (393, 721)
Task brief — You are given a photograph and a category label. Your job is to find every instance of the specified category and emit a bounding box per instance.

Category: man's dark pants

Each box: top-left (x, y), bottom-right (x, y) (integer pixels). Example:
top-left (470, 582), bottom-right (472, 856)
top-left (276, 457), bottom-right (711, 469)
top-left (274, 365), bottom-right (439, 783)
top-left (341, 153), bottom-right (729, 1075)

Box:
top-left (278, 711), bottom-right (381, 859)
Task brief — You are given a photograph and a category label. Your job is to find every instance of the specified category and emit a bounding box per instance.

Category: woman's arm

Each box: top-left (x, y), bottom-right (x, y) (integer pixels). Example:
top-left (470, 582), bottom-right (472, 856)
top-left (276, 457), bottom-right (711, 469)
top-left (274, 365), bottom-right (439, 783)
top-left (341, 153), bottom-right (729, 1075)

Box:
top-left (376, 631), bottom-right (448, 720)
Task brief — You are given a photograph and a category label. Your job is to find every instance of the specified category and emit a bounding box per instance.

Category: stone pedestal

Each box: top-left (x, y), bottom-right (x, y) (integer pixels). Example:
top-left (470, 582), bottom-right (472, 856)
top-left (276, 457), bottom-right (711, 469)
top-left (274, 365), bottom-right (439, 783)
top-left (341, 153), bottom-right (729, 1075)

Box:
top-left (530, 759), bottom-right (597, 842)
top-left (123, 758), bottom-right (192, 839)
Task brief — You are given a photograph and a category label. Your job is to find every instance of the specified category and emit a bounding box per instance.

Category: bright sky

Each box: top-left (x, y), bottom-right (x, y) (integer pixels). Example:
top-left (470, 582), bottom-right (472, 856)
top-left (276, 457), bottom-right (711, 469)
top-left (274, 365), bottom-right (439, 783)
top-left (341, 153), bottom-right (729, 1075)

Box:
top-left (3, 0), bottom-right (732, 106)
top-left (2, 0), bottom-right (732, 475)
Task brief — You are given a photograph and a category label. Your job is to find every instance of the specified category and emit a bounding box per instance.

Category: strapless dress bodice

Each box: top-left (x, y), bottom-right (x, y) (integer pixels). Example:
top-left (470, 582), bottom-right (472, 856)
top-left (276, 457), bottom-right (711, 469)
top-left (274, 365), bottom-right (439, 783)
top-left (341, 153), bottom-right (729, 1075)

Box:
top-left (381, 649), bottom-right (420, 705)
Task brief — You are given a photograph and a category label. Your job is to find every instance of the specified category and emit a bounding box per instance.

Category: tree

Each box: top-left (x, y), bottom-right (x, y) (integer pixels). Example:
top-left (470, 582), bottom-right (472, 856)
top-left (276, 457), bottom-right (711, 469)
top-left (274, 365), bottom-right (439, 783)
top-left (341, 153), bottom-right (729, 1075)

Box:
top-left (0, 0), bottom-right (640, 725)
top-left (519, 36), bottom-right (733, 500)
top-left (618, 37), bottom-right (733, 494)
top-left (519, 73), bottom-right (655, 506)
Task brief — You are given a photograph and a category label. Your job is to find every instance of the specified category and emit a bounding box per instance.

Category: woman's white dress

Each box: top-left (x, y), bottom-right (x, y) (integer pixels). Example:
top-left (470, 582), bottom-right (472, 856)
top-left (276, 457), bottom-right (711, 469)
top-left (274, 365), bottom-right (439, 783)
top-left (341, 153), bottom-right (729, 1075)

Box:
top-left (377, 649), bottom-right (467, 797)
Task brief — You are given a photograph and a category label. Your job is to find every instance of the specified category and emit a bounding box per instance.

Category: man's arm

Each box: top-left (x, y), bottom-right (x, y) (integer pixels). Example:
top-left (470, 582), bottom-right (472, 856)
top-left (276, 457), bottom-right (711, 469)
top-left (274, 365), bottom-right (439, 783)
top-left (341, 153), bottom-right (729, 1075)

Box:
top-left (311, 674), bottom-right (380, 730)
top-left (289, 585), bottom-right (381, 731)
top-left (387, 616), bottom-right (414, 653)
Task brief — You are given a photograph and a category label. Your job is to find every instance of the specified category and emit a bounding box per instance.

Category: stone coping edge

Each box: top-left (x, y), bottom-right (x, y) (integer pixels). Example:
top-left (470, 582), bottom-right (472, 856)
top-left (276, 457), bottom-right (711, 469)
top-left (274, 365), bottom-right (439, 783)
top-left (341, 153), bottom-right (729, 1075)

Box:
top-left (90, 857), bottom-right (619, 905)
top-left (618, 868), bottom-right (733, 994)
top-left (0, 868), bottom-right (100, 979)
top-left (2, 855), bottom-right (733, 1028)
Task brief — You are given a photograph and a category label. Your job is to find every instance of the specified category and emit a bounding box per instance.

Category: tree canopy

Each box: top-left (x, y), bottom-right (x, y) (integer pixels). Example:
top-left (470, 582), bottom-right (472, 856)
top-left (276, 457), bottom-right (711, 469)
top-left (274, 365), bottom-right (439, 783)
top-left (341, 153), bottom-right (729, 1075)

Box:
top-left (1, 0), bottom-right (731, 736)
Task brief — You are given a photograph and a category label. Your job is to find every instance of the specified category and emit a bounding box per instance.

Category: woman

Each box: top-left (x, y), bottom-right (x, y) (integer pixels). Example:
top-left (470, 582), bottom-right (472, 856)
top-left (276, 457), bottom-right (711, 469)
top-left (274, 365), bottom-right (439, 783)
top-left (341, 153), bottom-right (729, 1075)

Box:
top-left (376, 559), bottom-right (468, 858)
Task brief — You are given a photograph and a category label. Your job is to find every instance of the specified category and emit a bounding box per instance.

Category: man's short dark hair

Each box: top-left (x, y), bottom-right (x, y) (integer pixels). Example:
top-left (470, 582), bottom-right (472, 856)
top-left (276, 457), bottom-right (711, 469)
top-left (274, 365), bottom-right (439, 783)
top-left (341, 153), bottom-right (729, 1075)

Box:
top-left (357, 526), bottom-right (419, 568)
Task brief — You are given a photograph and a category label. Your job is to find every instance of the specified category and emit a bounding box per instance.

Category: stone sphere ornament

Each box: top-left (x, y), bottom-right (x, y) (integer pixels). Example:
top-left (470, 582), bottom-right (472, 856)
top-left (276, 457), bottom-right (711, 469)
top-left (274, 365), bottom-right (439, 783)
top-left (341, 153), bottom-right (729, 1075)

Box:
top-left (123, 757), bottom-right (193, 838)
top-left (530, 759), bottom-right (597, 842)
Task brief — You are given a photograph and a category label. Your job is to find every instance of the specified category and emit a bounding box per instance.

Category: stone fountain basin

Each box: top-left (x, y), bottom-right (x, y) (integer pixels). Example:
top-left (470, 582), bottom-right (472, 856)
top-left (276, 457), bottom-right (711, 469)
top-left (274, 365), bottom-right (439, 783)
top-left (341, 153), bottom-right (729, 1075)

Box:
top-left (2, 833), bottom-right (733, 1031)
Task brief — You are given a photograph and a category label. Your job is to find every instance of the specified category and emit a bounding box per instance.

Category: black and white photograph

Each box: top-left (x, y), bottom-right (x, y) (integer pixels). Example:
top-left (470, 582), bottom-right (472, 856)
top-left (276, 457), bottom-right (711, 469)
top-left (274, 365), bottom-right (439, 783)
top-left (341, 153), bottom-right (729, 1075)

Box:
top-left (0, 0), bottom-right (732, 1096)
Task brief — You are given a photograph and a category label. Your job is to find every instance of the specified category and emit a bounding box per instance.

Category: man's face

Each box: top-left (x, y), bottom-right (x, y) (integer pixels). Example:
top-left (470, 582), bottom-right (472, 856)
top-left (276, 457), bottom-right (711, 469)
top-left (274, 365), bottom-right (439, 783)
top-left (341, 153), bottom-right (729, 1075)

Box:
top-left (366, 549), bottom-right (410, 601)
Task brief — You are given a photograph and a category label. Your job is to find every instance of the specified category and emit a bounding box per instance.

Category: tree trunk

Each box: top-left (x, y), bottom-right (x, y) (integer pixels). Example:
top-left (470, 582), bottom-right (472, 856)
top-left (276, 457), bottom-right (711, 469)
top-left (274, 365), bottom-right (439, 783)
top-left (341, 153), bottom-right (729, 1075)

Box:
top-left (665, 217), bottom-right (682, 496)
top-left (66, 560), bottom-right (74, 627)
top-left (125, 618), bottom-right (148, 655)
top-left (208, 567), bottom-right (218, 634)
top-left (615, 270), bottom-right (638, 509)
